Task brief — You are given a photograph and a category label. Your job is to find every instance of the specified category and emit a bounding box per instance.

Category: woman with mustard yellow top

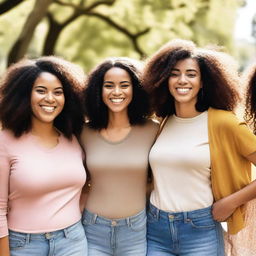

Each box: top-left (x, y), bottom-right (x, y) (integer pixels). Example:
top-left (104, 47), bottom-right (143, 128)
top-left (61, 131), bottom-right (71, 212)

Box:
top-left (142, 39), bottom-right (256, 256)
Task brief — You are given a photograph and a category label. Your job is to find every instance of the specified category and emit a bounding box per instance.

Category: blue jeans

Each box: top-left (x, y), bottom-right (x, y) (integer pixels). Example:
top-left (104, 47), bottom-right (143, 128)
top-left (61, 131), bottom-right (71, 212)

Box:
top-left (82, 208), bottom-right (147, 255)
top-left (147, 203), bottom-right (224, 256)
top-left (9, 220), bottom-right (88, 256)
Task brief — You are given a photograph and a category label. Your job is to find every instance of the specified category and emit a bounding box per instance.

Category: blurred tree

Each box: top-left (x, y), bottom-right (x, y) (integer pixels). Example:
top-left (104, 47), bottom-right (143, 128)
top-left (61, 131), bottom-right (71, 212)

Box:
top-left (0, 0), bottom-right (24, 15)
top-left (7, 0), bottom-right (53, 65)
top-left (0, 0), bottom-right (243, 71)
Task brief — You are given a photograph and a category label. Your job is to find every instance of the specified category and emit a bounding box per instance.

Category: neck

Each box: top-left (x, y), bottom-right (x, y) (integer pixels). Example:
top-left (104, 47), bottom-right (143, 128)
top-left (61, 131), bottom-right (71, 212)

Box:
top-left (107, 111), bottom-right (130, 129)
top-left (175, 102), bottom-right (201, 118)
top-left (31, 118), bottom-right (57, 138)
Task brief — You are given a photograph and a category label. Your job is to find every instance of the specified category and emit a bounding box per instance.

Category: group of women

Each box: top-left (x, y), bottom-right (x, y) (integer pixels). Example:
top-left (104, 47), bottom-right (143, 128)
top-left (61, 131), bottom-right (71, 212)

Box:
top-left (0, 39), bottom-right (256, 256)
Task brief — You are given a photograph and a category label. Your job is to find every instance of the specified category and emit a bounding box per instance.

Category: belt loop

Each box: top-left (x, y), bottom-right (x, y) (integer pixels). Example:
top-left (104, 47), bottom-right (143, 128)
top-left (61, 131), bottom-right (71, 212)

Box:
top-left (156, 207), bottom-right (160, 220)
top-left (93, 213), bottom-right (97, 224)
top-left (63, 227), bottom-right (68, 238)
top-left (126, 217), bottom-right (130, 227)
top-left (183, 211), bottom-right (188, 223)
top-left (26, 234), bottom-right (30, 244)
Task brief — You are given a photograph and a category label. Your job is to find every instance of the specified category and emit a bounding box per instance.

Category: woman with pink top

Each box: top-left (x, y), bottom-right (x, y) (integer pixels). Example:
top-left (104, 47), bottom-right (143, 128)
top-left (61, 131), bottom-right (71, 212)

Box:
top-left (0, 56), bottom-right (88, 256)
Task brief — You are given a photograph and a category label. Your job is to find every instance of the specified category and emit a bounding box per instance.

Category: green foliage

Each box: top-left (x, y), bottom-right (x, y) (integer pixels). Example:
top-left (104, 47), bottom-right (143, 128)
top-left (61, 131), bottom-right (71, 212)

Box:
top-left (0, 0), bottom-right (243, 73)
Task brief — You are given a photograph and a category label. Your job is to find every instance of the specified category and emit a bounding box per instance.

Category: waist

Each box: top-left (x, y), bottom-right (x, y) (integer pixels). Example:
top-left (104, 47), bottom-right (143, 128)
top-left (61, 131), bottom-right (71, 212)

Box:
top-left (9, 220), bottom-right (83, 241)
top-left (82, 208), bottom-right (146, 226)
top-left (148, 202), bottom-right (213, 220)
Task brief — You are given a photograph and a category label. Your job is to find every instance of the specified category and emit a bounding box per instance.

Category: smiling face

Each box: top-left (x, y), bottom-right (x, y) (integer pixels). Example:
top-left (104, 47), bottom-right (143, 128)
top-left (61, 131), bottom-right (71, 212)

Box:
top-left (168, 58), bottom-right (202, 110)
top-left (102, 67), bottom-right (133, 115)
top-left (31, 72), bottom-right (65, 126)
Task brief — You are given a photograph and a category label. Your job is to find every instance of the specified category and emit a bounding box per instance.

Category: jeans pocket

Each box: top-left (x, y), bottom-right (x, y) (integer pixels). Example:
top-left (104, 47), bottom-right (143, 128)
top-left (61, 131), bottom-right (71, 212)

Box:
top-left (190, 215), bottom-right (216, 229)
top-left (130, 214), bottom-right (147, 232)
top-left (66, 222), bottom-right (86, 242)
top-left (9, 233), bottom-right (26, 250)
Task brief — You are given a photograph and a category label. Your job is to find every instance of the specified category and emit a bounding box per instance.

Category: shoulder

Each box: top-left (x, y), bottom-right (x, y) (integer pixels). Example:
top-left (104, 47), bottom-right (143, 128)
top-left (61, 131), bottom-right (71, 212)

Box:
top-left (0, 129), bottom-right (15, 144)
top-left (208, 108), bottom-right (241, 130)
top-left (81, 123), bottom-right (96, 137)
top-left (139, 119), bottom-right (159, 133)
top-left (133, 119), bottom-right (159, 139)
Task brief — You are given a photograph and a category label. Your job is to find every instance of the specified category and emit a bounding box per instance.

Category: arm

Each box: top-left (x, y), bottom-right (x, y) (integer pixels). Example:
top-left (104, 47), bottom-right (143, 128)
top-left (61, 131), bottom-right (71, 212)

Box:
top-left (0, 236), bottom-right (10, 256)
top-left (0, 134), bottom-right (11, 254)
top-left (212, 151), bottom-right (256, 221)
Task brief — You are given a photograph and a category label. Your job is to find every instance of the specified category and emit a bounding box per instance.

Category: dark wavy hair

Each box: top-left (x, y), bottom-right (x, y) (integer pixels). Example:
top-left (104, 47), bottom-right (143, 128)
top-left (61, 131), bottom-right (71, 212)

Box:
top-left (244, 63), bottom-right (256, 134)
top-left (84, 57), bottom-right (149, 129)
top-left (0, 56), bottom-right (86, 138)
top-left (142, 39), bottom-right (240, 118)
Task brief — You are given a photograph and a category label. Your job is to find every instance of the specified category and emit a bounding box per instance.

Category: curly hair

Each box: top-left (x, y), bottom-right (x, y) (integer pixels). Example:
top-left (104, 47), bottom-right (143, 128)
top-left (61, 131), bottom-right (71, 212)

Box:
top-left (244, 63), bottom-right (256, 134)
top-left (0, 56), bottom-right (86, 138)
top-left (84, 57), bottom-right (149, 129)
top-left (142, 39), bottom-right (240, 118)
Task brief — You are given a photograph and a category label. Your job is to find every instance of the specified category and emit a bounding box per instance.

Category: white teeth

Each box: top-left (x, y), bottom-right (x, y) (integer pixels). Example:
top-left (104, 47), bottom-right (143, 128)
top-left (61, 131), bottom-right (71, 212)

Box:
top-left (176, 88), bottom-right (191, 94)
top-left (111, 98), bottom-right (124, 103)
top-left (41, 106), bottom-right (55, 113)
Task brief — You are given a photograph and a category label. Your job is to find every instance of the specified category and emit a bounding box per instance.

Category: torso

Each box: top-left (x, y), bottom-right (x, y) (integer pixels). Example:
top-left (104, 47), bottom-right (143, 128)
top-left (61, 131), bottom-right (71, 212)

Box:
top-left (0, 130), bottom-right (86, 234)
top-left (80, 120), bottom-right (158, 218)
top-left (150, 111), bottom-right (214, 212)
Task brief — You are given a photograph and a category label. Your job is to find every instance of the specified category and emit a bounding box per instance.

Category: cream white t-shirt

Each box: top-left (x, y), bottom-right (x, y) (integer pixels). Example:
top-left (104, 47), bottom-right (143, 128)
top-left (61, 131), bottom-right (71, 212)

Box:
top-left (150, 111), bottom-right (213, 212)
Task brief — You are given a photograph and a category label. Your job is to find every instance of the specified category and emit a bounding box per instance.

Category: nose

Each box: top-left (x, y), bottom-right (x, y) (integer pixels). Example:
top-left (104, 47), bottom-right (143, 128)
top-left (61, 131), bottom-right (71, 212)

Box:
top-left (113, 86), bottom-right (122, 95)
top-left (178, 74), bottom-right (187, 85)
top-left (45, 92), bottom-right (55, 103)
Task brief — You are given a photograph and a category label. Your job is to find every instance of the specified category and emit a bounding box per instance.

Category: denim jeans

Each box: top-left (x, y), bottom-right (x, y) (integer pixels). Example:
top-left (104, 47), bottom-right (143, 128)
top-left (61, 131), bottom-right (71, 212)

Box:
top-left (9, 220), bottom-right (88, 256)
top-left (147, 203), bottom-right (224, 256)
top-left (82, 208), bottom-right (147, 256)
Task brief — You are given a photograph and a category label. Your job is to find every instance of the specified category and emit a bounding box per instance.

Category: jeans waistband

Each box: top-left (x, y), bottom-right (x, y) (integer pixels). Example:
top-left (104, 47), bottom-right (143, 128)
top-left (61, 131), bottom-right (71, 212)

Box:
top-left (9, 220), bottom-right (82, 241)
top-left (83, 208), bottom-right (146, 226)
top-left (148, 203), bottom-right (213, 220)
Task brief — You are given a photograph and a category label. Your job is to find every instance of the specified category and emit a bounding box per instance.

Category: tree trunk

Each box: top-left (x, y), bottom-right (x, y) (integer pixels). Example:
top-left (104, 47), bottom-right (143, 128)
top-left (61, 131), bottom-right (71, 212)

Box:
top-left (43, 19), bottom-right (62, 56)
top-left (7, 0), bottom-right (53, 66)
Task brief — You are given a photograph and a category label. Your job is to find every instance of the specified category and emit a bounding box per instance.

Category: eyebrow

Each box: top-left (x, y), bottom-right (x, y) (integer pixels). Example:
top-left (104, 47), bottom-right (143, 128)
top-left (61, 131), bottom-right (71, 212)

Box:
top-left (171, 68), bottom-right (198, 73)
top-left (34, 85), bottom-right (63, 90)
top-left (103, 80), bottom-right (131, 84)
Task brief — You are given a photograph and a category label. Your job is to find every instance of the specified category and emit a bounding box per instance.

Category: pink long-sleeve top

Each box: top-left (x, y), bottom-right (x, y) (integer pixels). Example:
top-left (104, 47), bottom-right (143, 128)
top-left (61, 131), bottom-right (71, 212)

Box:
top-left (0, 130), bottom-right (86, 238)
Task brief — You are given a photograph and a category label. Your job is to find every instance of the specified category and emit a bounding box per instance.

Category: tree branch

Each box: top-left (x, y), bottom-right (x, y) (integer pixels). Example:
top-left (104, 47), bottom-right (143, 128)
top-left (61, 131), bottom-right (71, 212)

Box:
top-left (0, 0), bottom-right (24, 15)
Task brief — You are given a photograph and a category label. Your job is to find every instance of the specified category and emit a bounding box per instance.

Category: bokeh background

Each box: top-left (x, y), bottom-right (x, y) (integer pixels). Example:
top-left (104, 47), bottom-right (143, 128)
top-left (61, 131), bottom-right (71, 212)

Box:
top-left (0, 0), bottom-right (256, 74)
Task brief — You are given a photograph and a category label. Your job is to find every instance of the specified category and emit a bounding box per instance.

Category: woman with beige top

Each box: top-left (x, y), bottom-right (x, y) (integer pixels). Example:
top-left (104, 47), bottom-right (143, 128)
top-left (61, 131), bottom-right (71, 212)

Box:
top-left (142, 39), bottom-right (256, 256)
top-left (80, 57), bottom-right (158, 256)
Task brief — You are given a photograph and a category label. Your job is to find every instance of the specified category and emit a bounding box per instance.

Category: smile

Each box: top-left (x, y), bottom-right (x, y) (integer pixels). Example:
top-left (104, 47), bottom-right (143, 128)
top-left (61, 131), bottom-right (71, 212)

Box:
top-left (110, 98), bottom-right (125, 103)
top-left (176, 88), bottom-right (191, 94)
top-left (40, 106), bottom-right (56, 113)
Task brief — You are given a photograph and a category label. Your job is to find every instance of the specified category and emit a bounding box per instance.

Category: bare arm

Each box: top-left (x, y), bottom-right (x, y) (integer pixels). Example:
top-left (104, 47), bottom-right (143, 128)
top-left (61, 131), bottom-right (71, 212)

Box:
top-left (212, 151), bottom-right (256, 221)
top-left (0, 236), bottom-right (10, 256)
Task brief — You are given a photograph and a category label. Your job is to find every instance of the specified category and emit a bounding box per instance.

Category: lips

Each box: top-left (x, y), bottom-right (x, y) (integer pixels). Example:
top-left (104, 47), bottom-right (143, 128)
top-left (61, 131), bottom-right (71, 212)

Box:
top-left (176, 87), bottom-right (191, 95)
top-left (110, 98), bottom-right (125, 103)
top-left (40, 105), bottom-right (56, 113)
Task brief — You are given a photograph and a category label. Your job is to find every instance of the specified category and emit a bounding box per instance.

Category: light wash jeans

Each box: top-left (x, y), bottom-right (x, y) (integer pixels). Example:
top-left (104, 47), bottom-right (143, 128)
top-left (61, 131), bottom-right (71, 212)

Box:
top-left (82, 208), bottom-right (147, 256)
top-left (9, 220), bottom-right (88, 256)
top-left (147, 203), bottom-right (224, 256)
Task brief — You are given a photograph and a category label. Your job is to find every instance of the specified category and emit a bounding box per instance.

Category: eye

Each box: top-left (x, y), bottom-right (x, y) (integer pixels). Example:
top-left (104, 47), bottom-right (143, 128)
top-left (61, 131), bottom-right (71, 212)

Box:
top-left (170, 73), bottom-right (178, 77)
top-left (120, 83), bottom-right (130, 88)
top-left (187, 73), bottom-right (196, 78)
top-left (35, 89), bottom-right (46, 94)
top-left (103, 84), bottom-right (114, 88)
top-left (54, 90), bottom-right (64, 96)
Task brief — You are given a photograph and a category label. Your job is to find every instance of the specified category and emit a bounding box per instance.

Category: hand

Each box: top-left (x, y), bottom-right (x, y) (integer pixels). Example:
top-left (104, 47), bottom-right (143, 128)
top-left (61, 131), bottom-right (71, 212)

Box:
top-left (212, 197), bottom-right (237, 222)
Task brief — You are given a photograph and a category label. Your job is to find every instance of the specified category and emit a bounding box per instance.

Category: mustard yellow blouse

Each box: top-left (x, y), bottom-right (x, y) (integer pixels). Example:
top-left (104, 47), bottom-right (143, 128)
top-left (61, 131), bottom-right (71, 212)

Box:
top-left (208, 108), bottom-right (256, 234)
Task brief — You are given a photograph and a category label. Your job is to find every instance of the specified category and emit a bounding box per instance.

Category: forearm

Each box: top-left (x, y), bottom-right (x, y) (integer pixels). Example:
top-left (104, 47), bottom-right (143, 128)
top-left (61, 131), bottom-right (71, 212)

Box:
top-left (0, 236), bottom-right (10, 256)
top-left (225, 179), bottom-right (256, 209)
